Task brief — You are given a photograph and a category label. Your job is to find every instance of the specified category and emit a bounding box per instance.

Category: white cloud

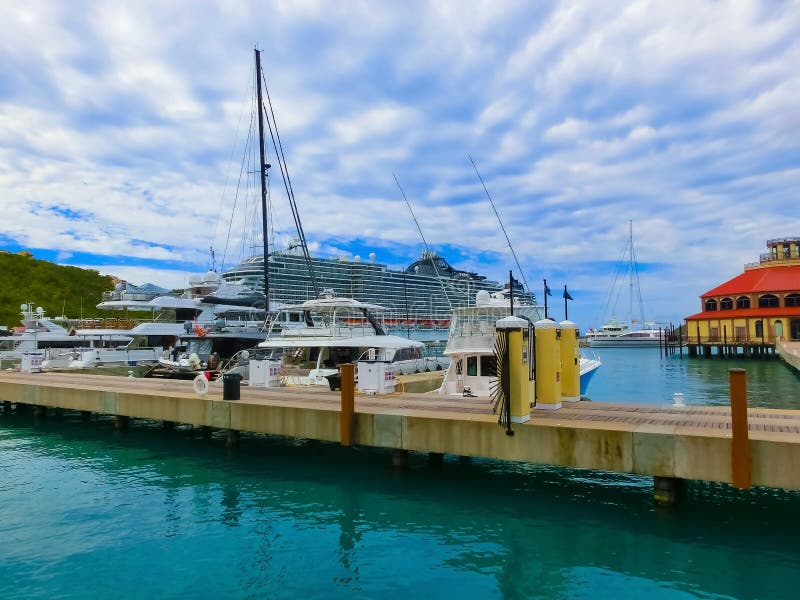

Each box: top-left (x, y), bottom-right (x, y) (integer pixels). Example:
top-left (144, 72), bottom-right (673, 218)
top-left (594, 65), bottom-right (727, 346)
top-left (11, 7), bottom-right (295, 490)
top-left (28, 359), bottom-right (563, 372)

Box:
top-left (0, 0), bottom-right (799, 329)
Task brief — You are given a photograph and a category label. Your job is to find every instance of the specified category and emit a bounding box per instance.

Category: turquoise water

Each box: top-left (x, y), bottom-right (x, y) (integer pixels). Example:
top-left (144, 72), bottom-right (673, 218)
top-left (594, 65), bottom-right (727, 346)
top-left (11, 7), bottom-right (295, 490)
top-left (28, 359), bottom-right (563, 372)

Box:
top-left (586, 347), bottom-right (800, 409)
top-left (2, 352), bottom-right (800, 598)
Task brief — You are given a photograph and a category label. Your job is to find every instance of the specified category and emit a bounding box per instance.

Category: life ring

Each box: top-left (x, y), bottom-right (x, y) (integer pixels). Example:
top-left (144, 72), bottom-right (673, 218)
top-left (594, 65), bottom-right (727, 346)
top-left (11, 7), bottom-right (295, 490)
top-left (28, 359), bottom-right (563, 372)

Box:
top-left (192, 374), bottom-right (210, 395)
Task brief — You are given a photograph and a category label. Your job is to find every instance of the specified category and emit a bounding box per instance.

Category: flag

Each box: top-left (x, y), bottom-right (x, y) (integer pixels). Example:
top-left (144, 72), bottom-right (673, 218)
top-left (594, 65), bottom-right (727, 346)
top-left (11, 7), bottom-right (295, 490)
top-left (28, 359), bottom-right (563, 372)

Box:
top-left (544, 281), bottom-right (552, 296)
top-left (563, 287), bottom-right (573, 301)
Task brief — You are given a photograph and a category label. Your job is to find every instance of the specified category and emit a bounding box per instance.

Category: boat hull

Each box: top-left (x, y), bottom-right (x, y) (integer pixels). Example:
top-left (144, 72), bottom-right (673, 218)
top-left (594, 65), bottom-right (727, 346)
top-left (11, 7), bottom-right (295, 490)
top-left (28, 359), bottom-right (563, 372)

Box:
top-left (585, 338), bottom-right (661, 348)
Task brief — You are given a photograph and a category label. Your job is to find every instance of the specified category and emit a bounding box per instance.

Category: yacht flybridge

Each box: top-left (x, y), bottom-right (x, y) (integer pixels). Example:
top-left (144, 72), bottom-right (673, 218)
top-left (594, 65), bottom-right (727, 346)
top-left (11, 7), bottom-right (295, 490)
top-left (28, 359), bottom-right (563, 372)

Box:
top-left (439, 291), bottom-right (601, 397)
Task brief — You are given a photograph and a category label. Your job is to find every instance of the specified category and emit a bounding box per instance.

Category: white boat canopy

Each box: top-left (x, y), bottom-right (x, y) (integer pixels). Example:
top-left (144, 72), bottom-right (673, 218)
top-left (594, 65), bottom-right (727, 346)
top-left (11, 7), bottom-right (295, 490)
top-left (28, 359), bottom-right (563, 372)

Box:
top-left (258, 334), bottom-right (423, 349)
top-left (281, 297), bottom-right (387, 313)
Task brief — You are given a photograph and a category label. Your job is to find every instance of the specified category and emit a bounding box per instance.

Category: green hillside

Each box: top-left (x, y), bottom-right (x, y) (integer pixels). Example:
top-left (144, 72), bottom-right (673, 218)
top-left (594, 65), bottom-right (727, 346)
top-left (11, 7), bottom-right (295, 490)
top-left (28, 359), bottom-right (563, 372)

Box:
top-left (0, 251), bottom-right (118, 328)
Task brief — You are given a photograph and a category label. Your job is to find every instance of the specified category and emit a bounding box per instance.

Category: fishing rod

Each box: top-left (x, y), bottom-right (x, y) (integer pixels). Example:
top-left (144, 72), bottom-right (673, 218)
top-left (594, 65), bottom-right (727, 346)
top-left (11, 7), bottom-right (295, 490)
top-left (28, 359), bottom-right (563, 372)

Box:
top-left (468, 154), bottom-right (532, 297)
top-left (393, 174), bottom-right (453, 311)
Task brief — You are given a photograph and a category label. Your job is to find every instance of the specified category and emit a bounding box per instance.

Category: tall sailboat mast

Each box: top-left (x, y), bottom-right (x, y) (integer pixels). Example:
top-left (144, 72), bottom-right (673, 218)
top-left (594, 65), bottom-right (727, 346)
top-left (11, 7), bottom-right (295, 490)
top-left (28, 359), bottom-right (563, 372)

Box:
top-left (629, 220), bottom-right (633, 327)
top-left (255, 48), bottom-right (270, 309)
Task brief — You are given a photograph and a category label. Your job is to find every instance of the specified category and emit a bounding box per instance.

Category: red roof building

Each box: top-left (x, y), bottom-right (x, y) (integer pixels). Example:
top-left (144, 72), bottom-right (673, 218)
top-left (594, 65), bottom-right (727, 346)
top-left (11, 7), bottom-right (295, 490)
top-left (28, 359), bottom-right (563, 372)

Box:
top-left (685, 238), bottom-right (800, 343)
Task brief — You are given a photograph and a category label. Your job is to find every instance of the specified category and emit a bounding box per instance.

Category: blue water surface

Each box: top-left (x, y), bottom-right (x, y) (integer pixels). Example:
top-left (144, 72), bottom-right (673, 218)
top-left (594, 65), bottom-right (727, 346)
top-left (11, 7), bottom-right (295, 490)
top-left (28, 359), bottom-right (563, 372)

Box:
top-left (586, 347), bottom-right (800, 408)
top-left (2, 351), bottom-right (800, 599)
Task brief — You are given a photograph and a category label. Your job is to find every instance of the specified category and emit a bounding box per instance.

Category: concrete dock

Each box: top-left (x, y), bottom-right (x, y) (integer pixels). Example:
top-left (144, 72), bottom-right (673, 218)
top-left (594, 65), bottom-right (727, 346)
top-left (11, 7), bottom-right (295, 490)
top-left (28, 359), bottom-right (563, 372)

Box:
top-left (777, 341), bottom-right (800, 374)
top-left (2, 372), bottom-right (800, 498)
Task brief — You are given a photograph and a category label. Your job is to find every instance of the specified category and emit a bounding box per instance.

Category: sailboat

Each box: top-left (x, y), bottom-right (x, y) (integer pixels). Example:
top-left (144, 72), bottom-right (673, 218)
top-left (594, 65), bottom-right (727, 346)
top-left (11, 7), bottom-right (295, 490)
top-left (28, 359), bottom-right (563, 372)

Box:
top-left (583, 221), bottom-right (664, 348)
top-left (155, 48), bottom-right (315, 378)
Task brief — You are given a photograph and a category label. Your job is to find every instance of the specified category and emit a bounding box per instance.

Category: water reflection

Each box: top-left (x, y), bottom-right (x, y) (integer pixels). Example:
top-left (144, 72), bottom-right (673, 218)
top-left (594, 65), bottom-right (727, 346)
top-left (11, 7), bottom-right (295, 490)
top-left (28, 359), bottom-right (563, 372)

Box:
top-left (2, 408), bottom-right (800, 598)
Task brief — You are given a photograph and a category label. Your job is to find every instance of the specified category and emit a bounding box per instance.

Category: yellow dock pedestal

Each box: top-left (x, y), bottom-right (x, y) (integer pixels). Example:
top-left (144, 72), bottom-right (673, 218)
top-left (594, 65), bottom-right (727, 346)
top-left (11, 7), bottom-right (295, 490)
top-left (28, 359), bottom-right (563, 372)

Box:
top-left (496, 316), bottom-right (534, 423)
top-left (559, 320), bottom-right (580, 402)
top-left (534, 319), bottom-right (562, 410)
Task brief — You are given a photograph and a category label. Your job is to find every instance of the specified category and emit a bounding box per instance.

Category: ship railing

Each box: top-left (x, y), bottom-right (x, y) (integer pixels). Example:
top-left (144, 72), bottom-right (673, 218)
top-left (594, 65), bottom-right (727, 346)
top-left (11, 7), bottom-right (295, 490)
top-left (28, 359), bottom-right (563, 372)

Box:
top-left (694, 335), bottom-right (777, 345)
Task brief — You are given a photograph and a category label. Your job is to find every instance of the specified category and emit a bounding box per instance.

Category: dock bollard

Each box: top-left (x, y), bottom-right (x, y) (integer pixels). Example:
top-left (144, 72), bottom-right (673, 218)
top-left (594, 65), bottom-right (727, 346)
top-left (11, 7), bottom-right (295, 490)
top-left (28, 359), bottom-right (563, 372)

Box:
top-left (729, 368), bottom-right (751, 489)
top-left (222, 372), bottom-right (242, 401)
top-left (340, 363), bottom-right (355, 446)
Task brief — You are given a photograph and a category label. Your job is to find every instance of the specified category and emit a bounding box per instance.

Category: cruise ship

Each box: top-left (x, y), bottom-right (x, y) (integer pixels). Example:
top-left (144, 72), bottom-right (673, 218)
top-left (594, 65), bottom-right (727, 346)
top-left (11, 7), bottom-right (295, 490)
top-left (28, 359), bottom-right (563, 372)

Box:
top-left (221, 243), bottom-right (535, 330)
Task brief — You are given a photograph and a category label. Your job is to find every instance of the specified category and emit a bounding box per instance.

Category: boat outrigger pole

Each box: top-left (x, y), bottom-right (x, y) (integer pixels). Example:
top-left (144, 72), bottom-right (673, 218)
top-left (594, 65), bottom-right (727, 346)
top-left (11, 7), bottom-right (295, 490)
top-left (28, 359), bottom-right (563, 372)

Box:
top-left (468, 154), bottom-right (533, 298)
top-left (255, 47), bottom-right (270, 310)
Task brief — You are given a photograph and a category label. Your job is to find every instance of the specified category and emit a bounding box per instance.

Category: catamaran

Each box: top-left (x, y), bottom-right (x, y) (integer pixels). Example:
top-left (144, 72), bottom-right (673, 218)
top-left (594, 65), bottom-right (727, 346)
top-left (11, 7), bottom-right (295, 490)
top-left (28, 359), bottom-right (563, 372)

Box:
top-left (258, 293), bottom-right (443, 386)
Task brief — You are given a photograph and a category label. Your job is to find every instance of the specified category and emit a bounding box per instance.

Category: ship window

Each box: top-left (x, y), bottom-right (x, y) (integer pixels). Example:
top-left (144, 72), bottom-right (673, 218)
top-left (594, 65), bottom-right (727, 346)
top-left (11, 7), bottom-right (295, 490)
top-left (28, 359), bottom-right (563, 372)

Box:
top-left (704, 299), bottom-right (717, 311)
top-left (785, 294), bottom-right (800, 308)
top-left (720, 297), bottom-right (733, 310)
top-left (466, 356), bottom-right (478, 376)
top-left (736, 296), bottom-right (750, 309)
top-left (759, 294), bottom-right (779, 308)
top-left (480, 355), bottom-right (496, 377)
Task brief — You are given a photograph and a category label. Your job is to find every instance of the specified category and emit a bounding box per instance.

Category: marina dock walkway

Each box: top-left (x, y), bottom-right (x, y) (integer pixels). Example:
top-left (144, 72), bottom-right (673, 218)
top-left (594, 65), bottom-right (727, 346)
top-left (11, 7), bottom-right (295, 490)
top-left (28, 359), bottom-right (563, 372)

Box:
top-left (2, 372), bottom-right (800, 496)
top-left (777, 341), bottom-right (800, 374)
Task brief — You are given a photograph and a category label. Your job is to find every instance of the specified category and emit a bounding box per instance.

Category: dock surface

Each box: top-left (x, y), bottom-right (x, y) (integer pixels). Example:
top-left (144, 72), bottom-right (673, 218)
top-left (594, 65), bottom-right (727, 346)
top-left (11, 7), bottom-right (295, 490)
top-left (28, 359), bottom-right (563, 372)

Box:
top-left (2, 372), bottom-right (799, 491)
top-left (778, 341), bottom-right (800, 374)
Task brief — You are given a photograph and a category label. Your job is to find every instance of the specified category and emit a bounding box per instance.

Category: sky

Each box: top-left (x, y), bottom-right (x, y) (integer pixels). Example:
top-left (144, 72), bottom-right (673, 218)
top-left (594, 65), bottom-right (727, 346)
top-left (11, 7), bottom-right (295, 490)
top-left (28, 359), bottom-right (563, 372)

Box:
top-left (1, 0), bottom-right (799, 329)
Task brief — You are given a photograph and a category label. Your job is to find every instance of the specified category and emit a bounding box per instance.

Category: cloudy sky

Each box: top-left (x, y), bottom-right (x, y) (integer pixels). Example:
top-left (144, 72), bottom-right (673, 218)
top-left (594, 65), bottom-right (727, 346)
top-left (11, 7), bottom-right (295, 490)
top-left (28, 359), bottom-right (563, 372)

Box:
top-left (1, 1), bottom-right (799, 328)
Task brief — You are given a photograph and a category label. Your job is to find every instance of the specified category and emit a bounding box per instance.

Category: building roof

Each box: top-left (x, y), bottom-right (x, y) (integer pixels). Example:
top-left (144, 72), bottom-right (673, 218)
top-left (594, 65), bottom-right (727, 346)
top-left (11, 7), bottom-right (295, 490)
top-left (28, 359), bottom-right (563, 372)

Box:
top-left (685, 306), bottom-right (800, 321)
top-left (701, 265), bottom-right (800, 298)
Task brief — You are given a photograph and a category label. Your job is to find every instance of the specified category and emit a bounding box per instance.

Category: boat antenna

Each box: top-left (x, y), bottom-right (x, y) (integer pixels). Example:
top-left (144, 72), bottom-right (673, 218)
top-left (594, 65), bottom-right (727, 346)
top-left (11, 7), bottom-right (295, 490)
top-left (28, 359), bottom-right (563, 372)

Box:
top-left (468, 154), bottom-right (532, 297)
top-left (257, 55), bottom-right (320, 299)
top-left (254, 48), bottom-right (271, 310)
top-left (393, 174), bottom-right (453, 311)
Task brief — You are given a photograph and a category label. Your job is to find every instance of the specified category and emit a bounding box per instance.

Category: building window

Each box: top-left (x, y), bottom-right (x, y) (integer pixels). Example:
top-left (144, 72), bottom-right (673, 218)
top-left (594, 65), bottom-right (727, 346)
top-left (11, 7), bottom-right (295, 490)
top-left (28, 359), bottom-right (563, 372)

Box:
top-left (755, 320), bottom-right (764, 338)
top-left (785, 293), bottom-right (800, 308)
top-left (784, 246), bottom-right (791, 259)
top-left (759, 294), bottom-right (779, 308)
top-left (720, 297), bottom-right (733, 310)
top-left (736, 296), bottom-right (750, 309)
top-left (704, 299), bottom-right (718, 311)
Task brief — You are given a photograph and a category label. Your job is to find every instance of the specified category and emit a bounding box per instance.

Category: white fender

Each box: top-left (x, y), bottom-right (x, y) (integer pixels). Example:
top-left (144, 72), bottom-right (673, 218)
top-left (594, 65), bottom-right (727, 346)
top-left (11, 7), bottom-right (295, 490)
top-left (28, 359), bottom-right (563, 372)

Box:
top-left (193, 374), bottom-right (210, 395)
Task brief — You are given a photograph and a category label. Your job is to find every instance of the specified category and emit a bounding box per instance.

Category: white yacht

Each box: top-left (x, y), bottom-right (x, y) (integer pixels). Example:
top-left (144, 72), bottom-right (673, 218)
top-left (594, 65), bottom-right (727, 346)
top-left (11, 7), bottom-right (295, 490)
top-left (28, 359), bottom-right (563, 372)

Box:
top-left (258, 294), bottom-right (433, 386)
top-left (582, 317), bottom-right (629, 344)
top-left (584, 325), bottom-right (664, 348)
top-left (0, 303), bottom-right (165, 369)
top-left (439, 291), bottom-right (601, 397)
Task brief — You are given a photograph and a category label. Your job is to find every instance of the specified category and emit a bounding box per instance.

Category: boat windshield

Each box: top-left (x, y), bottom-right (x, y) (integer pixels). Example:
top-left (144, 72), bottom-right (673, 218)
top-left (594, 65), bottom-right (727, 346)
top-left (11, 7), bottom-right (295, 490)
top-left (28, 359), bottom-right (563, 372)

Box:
top-left (449, 305), bottom-right (540, 338)
top-left (187, 339), bottom-right (214, 356)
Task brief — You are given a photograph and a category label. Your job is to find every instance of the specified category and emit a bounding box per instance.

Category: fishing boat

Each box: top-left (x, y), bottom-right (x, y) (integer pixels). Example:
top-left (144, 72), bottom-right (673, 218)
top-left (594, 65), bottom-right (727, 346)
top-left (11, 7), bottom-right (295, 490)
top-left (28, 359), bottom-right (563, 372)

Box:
top-left (438, 291), bottom-right (601, 397)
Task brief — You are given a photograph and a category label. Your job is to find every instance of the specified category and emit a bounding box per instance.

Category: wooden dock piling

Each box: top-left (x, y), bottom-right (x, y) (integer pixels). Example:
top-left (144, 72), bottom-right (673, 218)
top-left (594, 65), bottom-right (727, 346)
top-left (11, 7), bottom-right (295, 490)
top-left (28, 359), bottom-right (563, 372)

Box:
top-left (339, 363), bottom-right (355, 446)
top-left (730, 368), bottom-right (752, 489)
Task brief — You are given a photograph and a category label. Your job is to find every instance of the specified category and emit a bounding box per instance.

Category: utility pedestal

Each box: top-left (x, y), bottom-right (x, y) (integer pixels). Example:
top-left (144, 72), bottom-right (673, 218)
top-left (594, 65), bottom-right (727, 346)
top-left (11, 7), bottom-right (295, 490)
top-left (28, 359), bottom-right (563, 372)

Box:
top-left (495, 316), bottom-right (534, 423)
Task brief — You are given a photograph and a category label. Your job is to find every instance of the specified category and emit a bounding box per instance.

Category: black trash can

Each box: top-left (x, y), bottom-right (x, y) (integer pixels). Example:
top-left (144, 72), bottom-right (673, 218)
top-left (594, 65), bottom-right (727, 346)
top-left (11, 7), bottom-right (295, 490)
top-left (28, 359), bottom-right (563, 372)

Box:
top-left (222, 372), bottom-right (242, 400)
top-left (326, 372), bottom-right (341, 391)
